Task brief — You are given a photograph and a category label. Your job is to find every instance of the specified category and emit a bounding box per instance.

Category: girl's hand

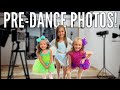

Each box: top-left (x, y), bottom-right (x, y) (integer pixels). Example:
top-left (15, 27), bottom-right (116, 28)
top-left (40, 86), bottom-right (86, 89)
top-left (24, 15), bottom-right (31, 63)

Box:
top-left (44, 63), bottom-right (50, 69)
top-left (45, 65), bottom-right (49, 69)
top-left (67, 66), bottom-right (71, 72)
top-left (81, 59), bottom-right (85, 64)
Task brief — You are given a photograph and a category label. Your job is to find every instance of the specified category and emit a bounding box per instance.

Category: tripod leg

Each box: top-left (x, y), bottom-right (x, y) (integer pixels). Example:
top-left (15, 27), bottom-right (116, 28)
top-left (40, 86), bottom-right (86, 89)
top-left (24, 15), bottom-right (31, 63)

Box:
top-left (105, 68), bottom-right (115, 77)
top-left (104, 68), bottom-right (108, 77)
top-left (24, 52), bottom-right (30, 79)
top-left (97, 67), bottom-right (104, 78)
top-left (97, 68), bottom-right (107, 79)
top-left (103, 68), bottom-right (107, 77)
top-left (7, 51), bottom-right (14, 79)
top-left (97, 67), bottom-right (115, 79)
top-left (19, 52), bottom-right (27, 78)
top-left (10, 52), bottom-right (18, 79)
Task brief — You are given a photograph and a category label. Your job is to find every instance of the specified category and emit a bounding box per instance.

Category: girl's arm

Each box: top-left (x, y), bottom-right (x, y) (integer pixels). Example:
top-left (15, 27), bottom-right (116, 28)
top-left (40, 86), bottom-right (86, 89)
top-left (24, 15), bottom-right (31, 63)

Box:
top-left (81, 51), bottom-right (93, 64)
top-left (67, 54), bottom-right (72, 70)
top-left (50, 39), bottom-right (57, 56)
top-left (85, 51), bottom-right (93, 59)
top-left (47, 50), bottom-right (53, 68)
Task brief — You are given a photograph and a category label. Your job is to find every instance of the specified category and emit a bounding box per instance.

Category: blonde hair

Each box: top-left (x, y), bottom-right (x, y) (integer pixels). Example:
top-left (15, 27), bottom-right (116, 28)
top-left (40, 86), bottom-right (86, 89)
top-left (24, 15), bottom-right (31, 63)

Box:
top-left (55, 25), bottom-right (68, 48)
top-left (71, 37), bottom-right (84, 51)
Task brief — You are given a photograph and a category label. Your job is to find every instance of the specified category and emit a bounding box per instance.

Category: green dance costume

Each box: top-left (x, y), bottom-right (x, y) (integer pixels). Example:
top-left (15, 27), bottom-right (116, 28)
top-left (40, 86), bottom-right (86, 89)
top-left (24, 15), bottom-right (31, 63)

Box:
top-left (32, 50), bottom-right (56, 75)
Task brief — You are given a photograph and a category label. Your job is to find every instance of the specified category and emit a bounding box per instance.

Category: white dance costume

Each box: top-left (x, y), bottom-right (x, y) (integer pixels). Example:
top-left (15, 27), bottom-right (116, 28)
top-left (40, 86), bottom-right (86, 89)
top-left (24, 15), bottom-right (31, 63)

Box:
top-left (50, 38), bottom-right (72, 67)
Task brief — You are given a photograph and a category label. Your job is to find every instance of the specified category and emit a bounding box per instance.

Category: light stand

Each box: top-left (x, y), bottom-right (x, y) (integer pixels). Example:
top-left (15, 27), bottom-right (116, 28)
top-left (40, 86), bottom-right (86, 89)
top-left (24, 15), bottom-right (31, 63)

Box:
top-left (97, 31), bottom-right (115, 79)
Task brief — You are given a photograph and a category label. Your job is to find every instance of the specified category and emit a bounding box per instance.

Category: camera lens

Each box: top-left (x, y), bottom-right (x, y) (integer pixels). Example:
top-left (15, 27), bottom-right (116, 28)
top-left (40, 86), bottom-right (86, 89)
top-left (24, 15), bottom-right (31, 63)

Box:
top-left (96, 32), bottom-right (102, 36)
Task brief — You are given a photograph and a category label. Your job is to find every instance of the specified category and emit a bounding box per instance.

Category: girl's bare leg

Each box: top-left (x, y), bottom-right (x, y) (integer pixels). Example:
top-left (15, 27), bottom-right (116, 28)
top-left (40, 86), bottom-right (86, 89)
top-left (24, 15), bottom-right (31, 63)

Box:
top-left (78, 68), bottom-right (84, 79)
top-left (49, 72), bottom-right (53, 79)
top-left (55, 59), bottom-right (61, 79)
top-left (42, 74), bottom-right (47, 79)
top-left (66, 69), bottom-right (71, 79)
top-left (66, 54), bottom-right (72, 79)
top-left (63, 66), bottom-right (67, 79)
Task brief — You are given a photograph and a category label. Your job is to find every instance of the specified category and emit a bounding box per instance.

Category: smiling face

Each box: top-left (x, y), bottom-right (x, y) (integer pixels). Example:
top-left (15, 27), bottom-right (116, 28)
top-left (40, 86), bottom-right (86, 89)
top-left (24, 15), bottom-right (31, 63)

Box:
top-left (39, 40), bottom-right (47, 50)
top-left (57, 27), bottom-right (65, 39)
top-left (55, 25), bottom-right (67, 48)
top-left (73, 39), bottom-right (82, 51)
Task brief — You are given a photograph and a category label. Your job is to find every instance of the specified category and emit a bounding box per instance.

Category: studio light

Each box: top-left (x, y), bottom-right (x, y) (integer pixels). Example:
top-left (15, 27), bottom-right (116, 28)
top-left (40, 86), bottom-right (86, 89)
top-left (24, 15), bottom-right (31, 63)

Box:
top-left (112, 33), bottom-right (120, 39)
top-left (96, 31), bottom-right (109, 36)
top-left (96, 30), bottom-right (115, 79)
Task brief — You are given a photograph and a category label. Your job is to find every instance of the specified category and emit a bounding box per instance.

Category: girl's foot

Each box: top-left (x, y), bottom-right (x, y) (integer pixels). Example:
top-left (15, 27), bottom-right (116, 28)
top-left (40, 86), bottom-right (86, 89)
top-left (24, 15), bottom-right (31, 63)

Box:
top-left (49, 73), bottom-right (53, 79)
top-left (58, 75), bottom-right (60, 79)
top-left (42, 75), bottom-right (47, 79)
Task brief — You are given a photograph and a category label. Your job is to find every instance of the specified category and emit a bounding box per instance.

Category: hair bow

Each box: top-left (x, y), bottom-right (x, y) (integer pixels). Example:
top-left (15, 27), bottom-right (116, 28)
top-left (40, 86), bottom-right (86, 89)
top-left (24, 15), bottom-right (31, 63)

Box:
top-left (36, 36), bottom-right (46, 43)
top-left (82, 38), bottom-right (87, 46)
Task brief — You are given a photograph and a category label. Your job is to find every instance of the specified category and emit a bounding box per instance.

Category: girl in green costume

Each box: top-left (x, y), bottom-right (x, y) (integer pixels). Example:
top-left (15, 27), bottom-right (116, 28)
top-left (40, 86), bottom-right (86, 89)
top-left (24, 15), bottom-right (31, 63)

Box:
top-left (32, 36), bottom-right (56, 79)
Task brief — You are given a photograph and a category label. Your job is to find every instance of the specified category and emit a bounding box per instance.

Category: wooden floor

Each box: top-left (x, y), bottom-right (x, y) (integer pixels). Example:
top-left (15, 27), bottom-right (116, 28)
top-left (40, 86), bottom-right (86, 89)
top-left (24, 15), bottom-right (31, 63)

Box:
top-left (1, 65), bottom-right (112, 79)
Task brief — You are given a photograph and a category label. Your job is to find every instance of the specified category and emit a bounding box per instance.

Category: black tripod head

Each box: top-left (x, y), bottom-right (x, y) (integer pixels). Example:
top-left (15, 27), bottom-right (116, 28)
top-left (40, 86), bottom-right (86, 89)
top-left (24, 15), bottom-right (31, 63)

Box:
top-left (96, 31), bottom-right (109, 37)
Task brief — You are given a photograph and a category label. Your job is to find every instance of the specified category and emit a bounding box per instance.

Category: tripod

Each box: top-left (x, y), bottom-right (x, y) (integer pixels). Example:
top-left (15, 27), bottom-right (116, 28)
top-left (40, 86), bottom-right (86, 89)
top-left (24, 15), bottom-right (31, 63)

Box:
top-left (7, 41), bottom-right (30, 79)
top-left (97, 35), bottom-right (115, 79)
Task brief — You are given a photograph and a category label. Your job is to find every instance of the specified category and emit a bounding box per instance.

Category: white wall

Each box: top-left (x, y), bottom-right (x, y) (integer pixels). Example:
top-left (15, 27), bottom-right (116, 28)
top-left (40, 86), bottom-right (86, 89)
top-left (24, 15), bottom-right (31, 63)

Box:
top-left (1, 11), bottom-right (120, 78)
top-left (80, 11), bottom-right (120, 78)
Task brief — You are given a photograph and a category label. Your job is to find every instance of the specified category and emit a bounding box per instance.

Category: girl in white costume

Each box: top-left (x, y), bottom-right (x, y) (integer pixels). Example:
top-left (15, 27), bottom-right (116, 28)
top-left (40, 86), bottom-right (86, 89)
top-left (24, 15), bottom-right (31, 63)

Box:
top-left (50, 25), bottom-right (73, 79)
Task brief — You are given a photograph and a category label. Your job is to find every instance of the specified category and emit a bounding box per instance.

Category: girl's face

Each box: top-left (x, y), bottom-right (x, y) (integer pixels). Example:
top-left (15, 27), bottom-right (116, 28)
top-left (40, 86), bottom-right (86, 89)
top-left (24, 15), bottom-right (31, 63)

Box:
top-left (58, 27), bottom-right (65, 38)
top-left (73, 40), bottom-right (82, 51)
top-left (39, 40), bottom-right (47, 50)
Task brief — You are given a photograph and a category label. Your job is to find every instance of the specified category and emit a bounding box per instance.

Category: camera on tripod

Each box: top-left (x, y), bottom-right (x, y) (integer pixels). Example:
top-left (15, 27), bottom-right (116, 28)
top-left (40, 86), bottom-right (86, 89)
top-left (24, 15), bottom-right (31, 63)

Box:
top-left (11, 28), bottom-right (26, 42)
top-left (96, 31), bottom-right (109, 36)
top-left (8, 27), bottom-right (30, 79)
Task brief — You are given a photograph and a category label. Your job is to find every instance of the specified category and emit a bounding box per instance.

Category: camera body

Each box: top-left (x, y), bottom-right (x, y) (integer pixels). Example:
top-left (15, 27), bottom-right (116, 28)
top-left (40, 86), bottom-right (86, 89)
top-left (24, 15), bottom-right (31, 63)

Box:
top-left (11, 28), bottom-right (26, 42)
top-left (96, 31), bottom-right (109, 36)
